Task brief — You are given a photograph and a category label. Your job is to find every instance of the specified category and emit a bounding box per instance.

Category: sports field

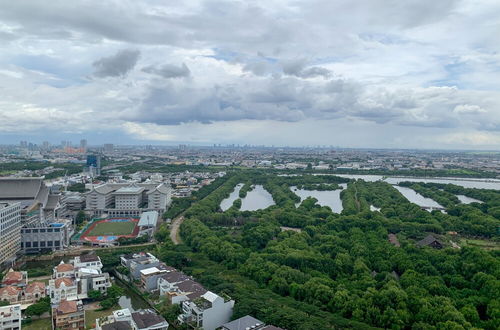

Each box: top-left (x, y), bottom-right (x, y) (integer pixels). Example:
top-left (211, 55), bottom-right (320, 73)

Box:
top-left (81, 217), bottom-right (140, 243)
top-left (87, 221), bottom-right (136, 236)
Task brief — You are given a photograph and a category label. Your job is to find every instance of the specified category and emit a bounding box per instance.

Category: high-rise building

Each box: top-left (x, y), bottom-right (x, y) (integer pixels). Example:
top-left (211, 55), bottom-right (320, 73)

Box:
top-left (86, 155), bottom-right (101, 176)
top-left (0, 202), bottom-right (22, 267)
top-left (42, 141), bottom-right (50, 150)
top-left (80, 139), bottom-right (87, 152)
top-left (103, 144), bottom-right (114, 153)
top-left (19, 141), bottom-right (28, 148)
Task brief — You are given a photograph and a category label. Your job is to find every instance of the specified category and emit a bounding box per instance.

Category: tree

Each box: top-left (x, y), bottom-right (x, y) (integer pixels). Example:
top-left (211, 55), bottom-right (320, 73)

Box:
top-left (75, 211), bottom-right (86, 225)
top-left (88, 290), bottom-right (103, 301)
top-left (25, 297), bottom-right (50, 317)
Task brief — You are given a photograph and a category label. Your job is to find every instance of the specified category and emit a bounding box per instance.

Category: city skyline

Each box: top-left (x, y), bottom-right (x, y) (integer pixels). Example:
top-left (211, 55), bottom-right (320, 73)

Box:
top-left (0, 1), bottom-right (499, 150)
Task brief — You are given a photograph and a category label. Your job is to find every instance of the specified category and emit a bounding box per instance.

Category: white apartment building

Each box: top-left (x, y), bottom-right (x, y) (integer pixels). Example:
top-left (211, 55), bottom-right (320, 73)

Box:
top-left (178, 291), bottom-right (234, 330)
top-left (114, 185), bottom-right (145, 209)
top-left (86, 183), bottom-right (171, 217)
top-left (0, 203), bottom-right (21, 267)
top-left (0, 304), bottom-right (21, 330)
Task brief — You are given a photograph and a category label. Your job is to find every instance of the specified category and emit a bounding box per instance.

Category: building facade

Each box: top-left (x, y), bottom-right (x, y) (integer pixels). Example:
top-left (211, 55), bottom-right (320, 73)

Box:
top-left (85, 183), bottom-right (171, 217)
top-left (0, 203), bottom-right (21, 267)
top-left (0, 304), bottom-right (21, 330)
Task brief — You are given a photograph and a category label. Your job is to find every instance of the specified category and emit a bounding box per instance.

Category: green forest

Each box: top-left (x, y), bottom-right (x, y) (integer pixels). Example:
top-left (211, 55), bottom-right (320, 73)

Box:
top-left (154, 172), bottom-right (499, 329)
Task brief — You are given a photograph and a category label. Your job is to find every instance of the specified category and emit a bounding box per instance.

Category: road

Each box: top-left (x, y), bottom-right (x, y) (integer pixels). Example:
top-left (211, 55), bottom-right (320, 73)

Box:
top-left (170, 215), bottom-right (184, 245)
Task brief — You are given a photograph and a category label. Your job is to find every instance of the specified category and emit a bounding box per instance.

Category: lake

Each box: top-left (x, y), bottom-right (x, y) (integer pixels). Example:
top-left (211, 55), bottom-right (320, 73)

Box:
top-left (335, 174), bottom-right (500, 190)
top-left (393, 186), bottom-right (443, 209)
top-left (220, 183), bottom-right (243, 211)
top-left (292, 183), bottom-right (346, 213)
top-left (240, 185), bottom-right (275, 211)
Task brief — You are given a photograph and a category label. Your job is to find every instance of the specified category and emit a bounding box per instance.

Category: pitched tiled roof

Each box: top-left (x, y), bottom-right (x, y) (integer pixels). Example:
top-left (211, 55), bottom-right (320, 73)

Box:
top-left (0, 286), bottom-right (20, 297)
top-left (55, 277), bottom-right (74, 288)
top-left (2, 270), bottom-right (23, 283)
top-left (56, 263), bottom-right (74, 273)
top-left (57, 300), bottom-right (78, 314)
top-left (26, 281), bottom-right (46, 293)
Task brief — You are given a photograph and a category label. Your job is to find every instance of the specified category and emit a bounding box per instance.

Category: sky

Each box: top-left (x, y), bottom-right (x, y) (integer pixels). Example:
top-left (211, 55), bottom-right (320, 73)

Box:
top-left (0, 0), bottom-right (499, 149)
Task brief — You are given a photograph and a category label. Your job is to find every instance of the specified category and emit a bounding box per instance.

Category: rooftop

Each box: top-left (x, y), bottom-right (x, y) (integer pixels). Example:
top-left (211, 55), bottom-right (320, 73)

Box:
top-left (131, 309), bottom-right (167, 329)
top-left (222, 315), bottom-right (264, 330)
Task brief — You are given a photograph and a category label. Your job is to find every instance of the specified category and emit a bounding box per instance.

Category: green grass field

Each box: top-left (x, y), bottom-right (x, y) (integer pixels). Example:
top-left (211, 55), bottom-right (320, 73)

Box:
top-left (87, 221), bottom-right (136, 236)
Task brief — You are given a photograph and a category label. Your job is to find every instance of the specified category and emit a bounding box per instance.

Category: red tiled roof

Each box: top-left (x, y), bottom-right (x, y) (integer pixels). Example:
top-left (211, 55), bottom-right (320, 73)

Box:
top-left (56, 263), bottom-right (74, 273)
top-left (55, 277), bottom-right (74, 288)
top-left (26, 281), bottom-right (46, 293)
top-left (2, 270), bottom-right (23, 283)
top-left (57, 300), bottom-right (78, 314)
top-left (0, 286), bottom-right (20, 297)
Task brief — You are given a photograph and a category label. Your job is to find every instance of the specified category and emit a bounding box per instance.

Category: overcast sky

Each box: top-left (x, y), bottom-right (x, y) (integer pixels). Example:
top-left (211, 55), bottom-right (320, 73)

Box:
top-left (0, 0), bottom-right (499, 149)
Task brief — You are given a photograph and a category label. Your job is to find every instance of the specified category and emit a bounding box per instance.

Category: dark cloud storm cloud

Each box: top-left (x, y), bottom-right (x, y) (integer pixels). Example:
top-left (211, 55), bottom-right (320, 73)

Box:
top-left (92, 49), bottom-right (140, 78)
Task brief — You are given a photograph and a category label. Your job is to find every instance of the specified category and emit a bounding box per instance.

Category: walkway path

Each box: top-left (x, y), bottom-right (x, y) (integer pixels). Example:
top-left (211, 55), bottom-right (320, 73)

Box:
top-left (170, 216), bottom-right (184, 245)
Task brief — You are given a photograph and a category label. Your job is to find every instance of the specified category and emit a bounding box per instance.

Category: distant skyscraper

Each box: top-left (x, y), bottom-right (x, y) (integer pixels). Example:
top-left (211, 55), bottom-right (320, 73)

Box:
top-left (19, 141), bottom-right (28, 148)
top-left (42, 141), bottom-right (50, 150)
top-left (86, 154), bottom-right (101, 176)
top-left (103, 143), bottom-right (114, 153)
top-left (80, 139), bottom-right (87, 151)
top-left (61, 140), bottom-right (67, 148)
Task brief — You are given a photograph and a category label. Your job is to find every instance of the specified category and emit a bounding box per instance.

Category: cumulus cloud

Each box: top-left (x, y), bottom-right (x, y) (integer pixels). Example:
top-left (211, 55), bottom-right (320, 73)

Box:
top-left (0, 0), bottom-right (499, 148)
top-left (282, 59), bottom-right (332, 79)
top-left (92, 49), bottom-right (140, 78)
top-left (453, 104), bottom-right (486, 114)
top-left (142, 63), bottom-right (190, 78)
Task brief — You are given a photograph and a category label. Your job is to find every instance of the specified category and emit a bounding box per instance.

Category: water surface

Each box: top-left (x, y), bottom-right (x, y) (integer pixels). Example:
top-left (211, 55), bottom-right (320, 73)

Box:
top-left (220, 183), bottom-right (243, 211)
top-left (393, 186), bottom-right (443, 209)
top-left (292, 184), bottom-right (346, 213)
top-left (240, 185), bottom-right (275, 211)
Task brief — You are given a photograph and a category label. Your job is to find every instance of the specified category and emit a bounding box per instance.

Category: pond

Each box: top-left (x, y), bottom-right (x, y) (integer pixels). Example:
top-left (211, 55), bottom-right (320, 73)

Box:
top-left (240, 185), bottom-right (275, 211)
top-left (220, 183), bottom-right (243, 211)
top-left (456, 194), bottom-right (483, 204)
top-left (393, 186), bottom-right (443, 209)
top-left (292, 184), bottom-right (346, 213)
top-left (335, 174), bottom-right (500, 190)
top-left (115, 279), bottom-right (150, 311)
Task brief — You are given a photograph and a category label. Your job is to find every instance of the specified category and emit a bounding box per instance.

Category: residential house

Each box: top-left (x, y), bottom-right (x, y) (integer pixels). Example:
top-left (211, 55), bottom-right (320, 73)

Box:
top-left (417, 234), bottom-right (444, 249)
top-left (52, 299), bottom-right (85, 330)
top-left (221, 315), bottom-right (284, 330)
top-left (139, 264), bottom-right (176, 292)
top-left (1, 270), bottom-right (27, 286)
top-left (48, 277), bottom-right (78, 304)
top-left (96, 308), bottom-right (168, 330)
top-left (0, 286), bottom-right (20, 305)
top-left (22, 281), bottom-right (46, 304)
top-left (178, 291), bottom-right (234, 330)
top-left (120, 253), bottom-right (161, 280)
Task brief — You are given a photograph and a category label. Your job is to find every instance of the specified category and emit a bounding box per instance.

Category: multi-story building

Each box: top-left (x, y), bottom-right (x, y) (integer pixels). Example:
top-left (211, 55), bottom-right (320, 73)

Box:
top-left (20, 220), bottom-right (72, 254)
top-left (52, 299), bottom-right (85, 330)
top-left (48, 277), bottom-right (78, 304)
top-left (178, 291), bottom-right (234, 330)
top-left (48, 256), bottom-right (111, 304)
top-left (85, 183), bottom-right (171, 217)
top-left (0, 203), bottom-right (21, 267)
top-left (0, 304), bottom-right (21, 330)
top-left (120, 252), bottom-right (161, 280)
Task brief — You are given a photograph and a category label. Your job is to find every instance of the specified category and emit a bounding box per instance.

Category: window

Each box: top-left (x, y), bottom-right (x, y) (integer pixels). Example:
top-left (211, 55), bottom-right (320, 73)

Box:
top-left (48, 241), bottom-right (53, 247)
top-left (55, 241), bottom-right (60, 246)
top-left (26, 242), bottom-right (31, 248)
top-left (40, 241), bottom-right (46, 247)
top-left (33, 242), bottom-right (38, 247)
